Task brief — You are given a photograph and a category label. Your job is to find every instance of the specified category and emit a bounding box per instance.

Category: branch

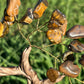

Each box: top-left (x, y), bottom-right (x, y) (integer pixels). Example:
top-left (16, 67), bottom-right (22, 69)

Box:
top-left (43, 75), bottom-right (65, 84)
top-left (0, 46), bottom-right (65, 84)
top-left (0, 67), bottom-right (21, 76)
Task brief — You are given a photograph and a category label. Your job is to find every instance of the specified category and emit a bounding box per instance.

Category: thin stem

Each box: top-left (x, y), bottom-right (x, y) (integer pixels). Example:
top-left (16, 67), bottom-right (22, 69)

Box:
top-left (36, 19), bottom-right (42, 32)
top-left (60, 43), bottom-right (68, 48)
top-left (27, 79), bottom-right (31, 84)
top-left (69, 77), bottom-right (72, 84)
top-left (43, 43), bottom-right (56, 48)
top-left (54, 58), bottom-right (57, 68)
top-left (15, 16), bottom-right (31, 46)
top-left (74, 78), bottom-right (84, 83)
top-left (31, 45), bottom-right (60, 62)
top-left (61, 37), bottom-right (69, 43)
top-left (36, 19), bottom-right (43, 32)
top-left (16, 19), bottom-right (60, 63)
top-left (36, 19), bottom-right (40, 28)
top-left (17, 22), bottom-right (31, 46)
top-left (28, 21), bottom-right (49, 37)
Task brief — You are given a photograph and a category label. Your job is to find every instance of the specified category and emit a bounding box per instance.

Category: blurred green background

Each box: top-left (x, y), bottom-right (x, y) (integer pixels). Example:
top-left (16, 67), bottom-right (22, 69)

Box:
top-left (0, 0), bottom-right (84, 84)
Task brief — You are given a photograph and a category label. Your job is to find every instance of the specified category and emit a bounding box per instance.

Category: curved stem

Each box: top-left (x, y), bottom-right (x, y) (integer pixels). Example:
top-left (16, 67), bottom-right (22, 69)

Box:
top-left (17, 22), bottom-right (31, 46)
top-left (28, 21), bottom-right (49, 37)
top-left (16, 20), bottom-right (60, 63)
top-left (43, 43), bottom-right (56, 48)
top-left (54, 58), bottom-right (57, 68)
top-left (31, 45), bottom-right (60, 62)
top-left (74, 78), bottom-right (84, 83)
top-left (69, 77), bottom-right (72, 84)
top-left (0, 67), bottom-right (22, 76)
top-left (36, 19), bottom-right (40, 28)
top-left (15, 16), bottom-right (31, 46)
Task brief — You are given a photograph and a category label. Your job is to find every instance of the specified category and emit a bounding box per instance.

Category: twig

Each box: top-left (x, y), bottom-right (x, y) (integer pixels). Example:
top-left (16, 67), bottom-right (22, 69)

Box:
top-left (74, 78), bottom-right (84, 83)
top-left (17, 22), bottom-right (31, 46)
top-left (69, 77), bottom-right (72, 84)
top-left (54, 58), bottom-right (57, 68)
top-left (28, 21), bottom-right (49, 37)
top-left (36, 19), bottom-right (40, 28)
top-left (31, 45), bottom-right (60, 62)
top-left (0, 66), bottom-right (23, 76)
top-left (15, 16), bottom-right (31, 46)
top-left (43, 44), bottom-right (56, 48)
top-left (16, 19), bottom-right (60, 63)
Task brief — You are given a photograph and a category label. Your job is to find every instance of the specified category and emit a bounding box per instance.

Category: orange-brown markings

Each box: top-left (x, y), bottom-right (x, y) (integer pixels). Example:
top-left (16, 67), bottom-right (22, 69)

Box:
top-left (33, 0), bottom-right (48, 19)
top-left (4, 16), bottom-right (15, 22)
top-left (47, 68), bottom-right (60, 82)
top-left (59, 61), bottom-right (80, 78)
top-left (48, 9), bottom-right (67, 36)
top-left (66, 25), bottom-right (84, 39)
top-left (0, 22), bottom-right (9, 37)
top-left (6, 0), bottom-right (21, 16)
top-left (47, 29), bottom-right (62, 44)
top-left (20, 8), bottom-right (33, 24)
top-left (68, 40), bottom-right (84, 52)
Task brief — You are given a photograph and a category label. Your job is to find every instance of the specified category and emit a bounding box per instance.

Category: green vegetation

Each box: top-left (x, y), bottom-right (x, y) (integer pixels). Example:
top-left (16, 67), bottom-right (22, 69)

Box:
top-left (0, 0), bottom-right (84, 84)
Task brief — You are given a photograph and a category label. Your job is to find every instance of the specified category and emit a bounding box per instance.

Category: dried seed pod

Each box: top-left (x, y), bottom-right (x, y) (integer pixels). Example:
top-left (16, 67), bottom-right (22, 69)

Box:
top-left (4, 15), bottom-right (15, 22)
top-left (47, 68), bottom-right (60, 82)
top-left (68, 40), bottom-right (84, 52)
top-left (20, 8), bottom-right (33, 24)
top-left (3, 21), bottom-right (14, 26)
top-left (48, 9), bottom-right (67, 35)
top-left (62, 51), bottom-right (75, 61)
top-left (6, 0), bottom-right (21, 16)
top-left (48, 20), bottom-right (61, 29)
top-left (66, 25), bottom-right (84, 39)
top-left (59, 61), bottom-right (80, 78)
top-left (79, 55), bottom-right (84, 66)
top-left (33, 0), bottom-right (48, 19)
top-left (1, 8), bottom-right (15, 26)
top-left (60, 20), bottom-right (67, 36)
top-left (47, 29), bottom-right (62, 44)
top-left (0, 22), bottom-right (9, 37)
top-left (51, 9), bottom-right (66, 25)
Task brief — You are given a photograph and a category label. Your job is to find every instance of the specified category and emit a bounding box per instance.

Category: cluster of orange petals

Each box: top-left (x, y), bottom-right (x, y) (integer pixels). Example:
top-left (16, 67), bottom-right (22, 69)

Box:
top-left (47, 9), bottom-right (67, 44)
